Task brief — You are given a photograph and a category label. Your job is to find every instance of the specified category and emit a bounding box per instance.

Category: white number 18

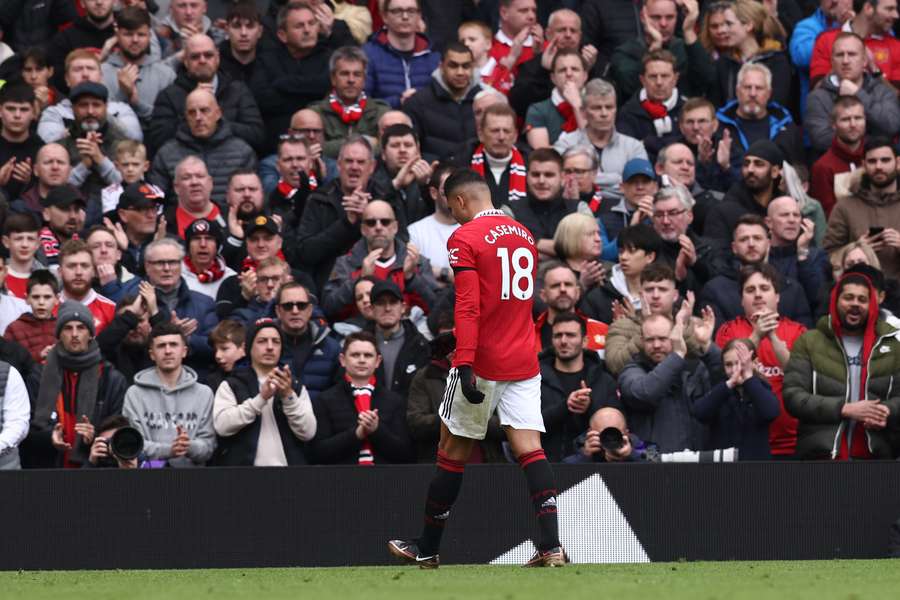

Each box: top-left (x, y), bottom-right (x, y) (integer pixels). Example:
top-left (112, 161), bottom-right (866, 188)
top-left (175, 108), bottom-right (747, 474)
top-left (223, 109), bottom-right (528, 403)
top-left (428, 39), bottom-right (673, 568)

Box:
top-left (496, 247), bottom-right (534, 300)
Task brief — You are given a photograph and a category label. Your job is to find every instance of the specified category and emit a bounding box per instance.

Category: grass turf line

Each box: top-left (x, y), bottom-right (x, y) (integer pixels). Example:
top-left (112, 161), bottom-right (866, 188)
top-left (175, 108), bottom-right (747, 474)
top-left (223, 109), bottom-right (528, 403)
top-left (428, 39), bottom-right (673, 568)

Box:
top-left (3, 560), bottom-right (900, 600)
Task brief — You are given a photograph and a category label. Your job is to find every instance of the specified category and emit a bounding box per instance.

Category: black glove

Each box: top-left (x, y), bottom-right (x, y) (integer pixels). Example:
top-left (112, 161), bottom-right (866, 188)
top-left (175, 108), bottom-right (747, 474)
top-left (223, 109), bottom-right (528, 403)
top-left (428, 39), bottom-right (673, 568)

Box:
top-left (457, 365), bottom-right (484, 405)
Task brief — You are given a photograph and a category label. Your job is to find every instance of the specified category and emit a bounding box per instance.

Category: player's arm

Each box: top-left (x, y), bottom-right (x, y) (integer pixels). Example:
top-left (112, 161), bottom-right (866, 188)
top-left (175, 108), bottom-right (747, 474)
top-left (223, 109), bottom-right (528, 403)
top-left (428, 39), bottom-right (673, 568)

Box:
top-left (452, 267), bottom-right (480, 368)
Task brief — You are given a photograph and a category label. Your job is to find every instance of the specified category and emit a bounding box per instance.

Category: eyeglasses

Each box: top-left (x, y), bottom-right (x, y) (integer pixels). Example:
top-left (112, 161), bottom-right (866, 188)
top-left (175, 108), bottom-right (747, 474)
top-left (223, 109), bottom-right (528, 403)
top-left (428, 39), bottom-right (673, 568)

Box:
top-left (279, 301), bottom-right (311, 312)
top-left (362, 218), bottom-right (395, 227)
top-left (652, 209), bottom-right (688, 220)
top-left (147, 259), bottom-right (179, 268)
top-left (386, 7), bottom-right (420, 17)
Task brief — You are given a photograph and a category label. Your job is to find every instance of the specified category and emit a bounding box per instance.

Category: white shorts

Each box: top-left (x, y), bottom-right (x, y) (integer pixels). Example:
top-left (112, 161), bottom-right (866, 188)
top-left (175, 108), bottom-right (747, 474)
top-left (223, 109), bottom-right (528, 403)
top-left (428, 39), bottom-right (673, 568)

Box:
top-left (438, 368), bottom-right (544, 440)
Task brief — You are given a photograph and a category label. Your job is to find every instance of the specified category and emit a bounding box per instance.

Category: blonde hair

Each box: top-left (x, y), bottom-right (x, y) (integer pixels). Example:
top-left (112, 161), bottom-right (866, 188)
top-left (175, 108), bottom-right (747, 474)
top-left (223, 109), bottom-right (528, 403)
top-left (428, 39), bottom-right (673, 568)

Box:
top-left (553, 212), bottom-right (598, 260)
top-left (114, 140), bottom-right (147, 162)
top-left (700, 0), bottom-right (786, 54)
top-left (831, 241), bottom-right (881, 279)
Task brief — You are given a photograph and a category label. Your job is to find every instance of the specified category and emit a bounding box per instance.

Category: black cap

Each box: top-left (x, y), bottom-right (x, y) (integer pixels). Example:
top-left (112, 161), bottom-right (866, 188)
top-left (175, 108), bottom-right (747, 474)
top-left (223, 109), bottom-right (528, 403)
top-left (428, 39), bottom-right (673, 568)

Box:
top-left (370, 279), bottom-right (403, 302)
top-left (69, 81), bottom-right (108, 103)
top-left (184, 218), bottom-right (223, 248)
top-left (243, 214), bottom-right (280, 238)
top-left (745, 139), bottom-right (784, 166)
top-left (118, 182), bottom-right (164, 210)
top-left (40, 184), bottom-right (85, 209)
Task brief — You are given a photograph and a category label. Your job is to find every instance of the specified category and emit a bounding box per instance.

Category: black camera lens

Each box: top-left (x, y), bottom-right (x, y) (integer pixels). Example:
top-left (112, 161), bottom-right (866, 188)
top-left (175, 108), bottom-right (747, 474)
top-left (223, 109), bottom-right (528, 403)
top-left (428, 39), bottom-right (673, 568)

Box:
top-left (599, 427), bottom-right (625, 452)
top-left (110, 426), bottom-right (144, 460)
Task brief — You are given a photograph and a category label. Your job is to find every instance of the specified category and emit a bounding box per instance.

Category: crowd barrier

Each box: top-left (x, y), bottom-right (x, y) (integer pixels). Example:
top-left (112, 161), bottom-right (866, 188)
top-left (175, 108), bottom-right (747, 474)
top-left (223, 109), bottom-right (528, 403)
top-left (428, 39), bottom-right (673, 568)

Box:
top-left (3, 462), bottom-right (899, 570)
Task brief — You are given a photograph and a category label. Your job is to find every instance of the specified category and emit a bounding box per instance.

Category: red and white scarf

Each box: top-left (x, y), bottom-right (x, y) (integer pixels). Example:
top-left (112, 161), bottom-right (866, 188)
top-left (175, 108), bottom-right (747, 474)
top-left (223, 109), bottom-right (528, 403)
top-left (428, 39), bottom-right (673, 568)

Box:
top-left (329, 90), bottom-right (367, 125)
top-left (551, 88), bottom-right (578, 133)
top-left (471, 144), bottom-right (526, 202)
top-left (184, 256), bottom-right (226, 283)
top-left (587, 184), bottom-right (604, 214)
top-left (241, 249), bottom-right (287, 273)
top-left (276, 174), bottom-right (317, 202)
top-left (639, 87), bottom-right (679, 137)
top-left (347, 374), bottom-right (377, 466)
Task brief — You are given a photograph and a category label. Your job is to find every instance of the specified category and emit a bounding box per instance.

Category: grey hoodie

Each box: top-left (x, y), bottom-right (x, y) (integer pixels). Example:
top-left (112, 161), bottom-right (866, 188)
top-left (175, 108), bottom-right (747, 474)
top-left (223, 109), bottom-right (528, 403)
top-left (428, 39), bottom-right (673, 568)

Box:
top-left (123, 365), bottom-right (216, 467)
top-left (102, 52), bottom-right (177, 118)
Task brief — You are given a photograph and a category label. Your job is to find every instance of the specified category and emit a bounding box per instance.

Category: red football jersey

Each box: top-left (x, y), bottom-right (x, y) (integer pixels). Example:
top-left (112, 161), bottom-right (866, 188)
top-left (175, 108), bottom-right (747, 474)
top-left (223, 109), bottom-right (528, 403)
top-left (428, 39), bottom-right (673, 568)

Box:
top-left (810, 27), bottom-right (900, 81)
top-left (448, 210), bottom-right (539, 381)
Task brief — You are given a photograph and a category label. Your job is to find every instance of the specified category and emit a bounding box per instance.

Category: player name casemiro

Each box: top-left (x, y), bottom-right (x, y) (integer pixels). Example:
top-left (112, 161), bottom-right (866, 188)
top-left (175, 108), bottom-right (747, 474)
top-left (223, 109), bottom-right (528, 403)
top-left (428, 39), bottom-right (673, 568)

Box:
top-left (483, 224), bottom-right (535, 245)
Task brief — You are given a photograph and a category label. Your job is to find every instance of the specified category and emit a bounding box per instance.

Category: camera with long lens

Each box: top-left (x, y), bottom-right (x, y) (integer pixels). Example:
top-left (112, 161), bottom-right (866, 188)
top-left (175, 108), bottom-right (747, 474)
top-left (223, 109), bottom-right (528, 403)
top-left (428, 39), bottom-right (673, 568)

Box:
top-left (598, 427), bottom-right (738, 463)
top-left (97, 426), bottom-right (144, 467)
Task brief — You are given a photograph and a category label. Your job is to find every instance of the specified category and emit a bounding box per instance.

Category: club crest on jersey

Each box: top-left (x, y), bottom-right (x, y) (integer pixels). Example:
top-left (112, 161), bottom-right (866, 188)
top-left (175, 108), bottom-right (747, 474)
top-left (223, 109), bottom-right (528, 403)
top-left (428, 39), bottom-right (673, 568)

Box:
top-left (448, 247), bottom-right (460, 265)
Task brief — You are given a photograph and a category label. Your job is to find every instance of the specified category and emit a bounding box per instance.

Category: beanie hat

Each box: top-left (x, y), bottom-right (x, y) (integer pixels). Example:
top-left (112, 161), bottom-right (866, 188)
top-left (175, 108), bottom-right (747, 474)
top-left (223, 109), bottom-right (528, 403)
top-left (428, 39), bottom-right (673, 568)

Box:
top-left (745, 139), bottom-right (784, 166)
top-left (245, 317), bottom-right (284, 355)
top-left (55, 300), bottom-right (95, 338)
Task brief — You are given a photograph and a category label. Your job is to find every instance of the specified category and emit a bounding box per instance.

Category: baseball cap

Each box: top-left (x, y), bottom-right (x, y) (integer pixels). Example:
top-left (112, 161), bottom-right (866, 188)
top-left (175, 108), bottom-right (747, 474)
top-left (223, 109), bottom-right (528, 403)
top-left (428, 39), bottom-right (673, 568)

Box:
top-left (370, 279), bottom-right (403, 303)
top-left (69, 81), bottom-right (108, 103)
top-left (118, 182), bottom-right (164, 210)
top-left (40, 184), bottom-right (85, 209)
top-left (185, 218), bottom-right (223, 248)
top-left (243, 214), bottom-right (280, 238)
top-left (622, 158), bottom-right (656, 183)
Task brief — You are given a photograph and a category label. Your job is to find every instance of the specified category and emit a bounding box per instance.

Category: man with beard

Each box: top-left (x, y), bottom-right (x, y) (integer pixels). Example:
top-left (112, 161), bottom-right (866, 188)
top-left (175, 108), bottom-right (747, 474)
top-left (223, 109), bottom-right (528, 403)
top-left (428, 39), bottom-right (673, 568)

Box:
top-left (60, 82), bottom-right (130, 222)
top-left (114, 181), bottom-right (165, 278)
top-left (704, 139), bottom-right (783, 245)
top-left (539, 312), bottom-right (618, 462)
top-left (784, 272), bottom-right (900, 459)
top-left (825, 138), bottom-right (900, 279)
top-left (322, 200), bottom-right (437, 320)
top-left (97, 281), bottom-right (168, 383)
top-left (534, 262), bottom-right (607, 355)
top-left (101, 7), bottom-right (176, 122)
top-left (27, 300), bottom-right (127, 468)
top-left (766, 195), bottom-right (829, 311)
top-left (654, 143), bottom-right (723, 237)
top-left (649, 185), bottom-right (714, 291)
top-left (148, 33), bottom-right (264, 152)
top-left (714, 63), bottom-right (804, 182)
top-left (810, 96), bottom-right (866, 216)
top-left (181, 218), bottom-right (235, 299)
top-left (510, 148), bottom-right (582, 259)
top-left (407, 164), bottom-right (458, 286)
top-left (45, 0), bottom-right (116, 88)
top-left (700, 215), bottom-right (815, 329)
top-left (58, 239), bottom-right (116, 334)
top-left (39, 184), bottom-right (85, 269)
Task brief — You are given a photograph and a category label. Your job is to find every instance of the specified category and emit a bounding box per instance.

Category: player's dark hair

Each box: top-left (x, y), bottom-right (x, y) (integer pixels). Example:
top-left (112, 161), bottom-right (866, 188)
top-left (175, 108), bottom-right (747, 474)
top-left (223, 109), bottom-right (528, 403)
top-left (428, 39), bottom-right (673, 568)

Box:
top-left (552, 312), bottom-right (586, 336)
top-left (381, 124), bottom-right (418, 151)
top-left (528, 147), bottom-right (563, 169)
top-left (343, 330), bottom-right (379, 354)
top-left (443, 168), bottom-right (489, 199)
top-left (26, 269), bottom-right (59, 295)
top-left (640, 262), bottom-right (676, 285)
top-left (617, 224), bottom-right (662, 258)
top-left (864, 136), bottom-right (897, 157)
top-left (739, 263), bottom-right (782, 294)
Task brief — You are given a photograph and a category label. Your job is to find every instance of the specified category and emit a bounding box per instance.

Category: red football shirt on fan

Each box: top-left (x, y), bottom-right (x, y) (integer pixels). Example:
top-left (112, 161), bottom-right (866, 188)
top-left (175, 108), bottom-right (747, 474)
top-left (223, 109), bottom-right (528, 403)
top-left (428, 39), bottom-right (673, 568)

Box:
top-left (57, 289), bottom-right (117, 334)
top-left (448, 210), bottom-right (539, 381)
top-left (4, 268), bottom-right (30, 299)
top-left (715, 316), bottom-right (807, 456)
top-left (810, 26), bottom-right (900, 81)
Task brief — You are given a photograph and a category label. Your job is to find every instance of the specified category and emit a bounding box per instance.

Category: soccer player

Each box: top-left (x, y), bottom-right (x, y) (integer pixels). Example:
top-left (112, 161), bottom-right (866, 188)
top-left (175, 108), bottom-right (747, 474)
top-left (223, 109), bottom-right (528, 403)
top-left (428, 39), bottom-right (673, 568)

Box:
top-left (387, 169), bottom-right (565, 568)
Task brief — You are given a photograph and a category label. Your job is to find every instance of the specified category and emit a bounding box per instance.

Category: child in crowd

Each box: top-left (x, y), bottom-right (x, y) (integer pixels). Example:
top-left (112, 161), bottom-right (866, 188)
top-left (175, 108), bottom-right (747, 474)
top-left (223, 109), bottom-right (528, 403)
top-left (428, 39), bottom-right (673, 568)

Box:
top-left (458, 20), bottom-right (515, 95)
top-left (20, 46), bottom-right (57, 112)
top-left (208, 319), bottom-right (247, 393)
top-left (102, 141), bottom-right (153, 215)
top-left (3, 270), bottom-right (58, 363)
top-left (1, 212), bottom-right (44, 299)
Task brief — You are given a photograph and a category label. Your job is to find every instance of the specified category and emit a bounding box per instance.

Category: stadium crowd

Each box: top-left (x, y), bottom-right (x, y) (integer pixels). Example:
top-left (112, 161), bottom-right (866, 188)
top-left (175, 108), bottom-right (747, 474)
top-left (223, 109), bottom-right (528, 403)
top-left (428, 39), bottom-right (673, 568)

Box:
top-left (0, 0), bottom-right (899, 469)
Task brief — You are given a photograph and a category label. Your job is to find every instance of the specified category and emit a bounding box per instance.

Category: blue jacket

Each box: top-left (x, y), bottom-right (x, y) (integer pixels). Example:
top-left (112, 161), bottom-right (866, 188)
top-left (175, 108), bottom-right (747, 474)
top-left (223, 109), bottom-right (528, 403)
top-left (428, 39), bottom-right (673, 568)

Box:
top-left (280, 319), bottom-right (341, 402)
top-left (715, 99), bottom-right (804, 181)
top-left (693, 377), bottom-right (780, 461)
top-left (789, 8), bottom-right (839, 119)
top-left (363, 29), bottom-right (440, 109)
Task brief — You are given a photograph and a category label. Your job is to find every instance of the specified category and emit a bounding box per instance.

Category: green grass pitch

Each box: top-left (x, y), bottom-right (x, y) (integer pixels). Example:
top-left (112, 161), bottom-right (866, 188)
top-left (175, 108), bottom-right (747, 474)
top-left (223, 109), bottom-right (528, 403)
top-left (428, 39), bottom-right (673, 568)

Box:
top-left (3, 560), bottom-right (900, 600)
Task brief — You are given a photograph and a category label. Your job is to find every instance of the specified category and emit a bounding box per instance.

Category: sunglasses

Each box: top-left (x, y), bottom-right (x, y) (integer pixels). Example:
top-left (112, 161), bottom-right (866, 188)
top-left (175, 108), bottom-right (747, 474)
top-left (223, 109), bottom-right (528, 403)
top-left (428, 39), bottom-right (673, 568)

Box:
top-left (362, 218), bottom-right (394, 227)
top-left (279, 301), bottom-right (311, 312)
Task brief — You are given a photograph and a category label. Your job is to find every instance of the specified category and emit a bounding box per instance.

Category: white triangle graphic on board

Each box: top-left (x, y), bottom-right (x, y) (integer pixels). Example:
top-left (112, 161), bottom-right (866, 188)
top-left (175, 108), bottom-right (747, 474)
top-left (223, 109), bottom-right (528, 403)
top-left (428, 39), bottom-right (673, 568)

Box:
top-left (490, 473), bottom-right (650, 564)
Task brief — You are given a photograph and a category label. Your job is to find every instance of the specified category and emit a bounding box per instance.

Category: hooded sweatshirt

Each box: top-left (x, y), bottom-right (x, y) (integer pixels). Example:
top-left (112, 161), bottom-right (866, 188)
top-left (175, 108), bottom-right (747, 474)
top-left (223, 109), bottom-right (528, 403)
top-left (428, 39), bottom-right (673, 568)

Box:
top-left (122, 365), bottom-right (216, 467)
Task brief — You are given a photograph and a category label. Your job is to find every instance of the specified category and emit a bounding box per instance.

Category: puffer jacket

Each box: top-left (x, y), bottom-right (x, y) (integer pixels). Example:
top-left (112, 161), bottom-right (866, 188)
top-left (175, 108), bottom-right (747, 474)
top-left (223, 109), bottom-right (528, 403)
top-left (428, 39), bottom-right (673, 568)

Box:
top-left (147, 68), bottom-right (265, 152)
top-left (149, 121), bottom-right (256, 201)
top-left (402, 68), bottom-right (482, 161)
top-left (3, 313), bottom-right (55, 364)
top-left (363, 28), bottom-right (440, 109)
top-left (823, 179), bottom-right (900, 280)
top-left (806, 73), bottom-right (900, 154)
top-left (580, 0), bottom-right (641, 72)
top-left (309, 94), bottom-right (390, 159)
top-left (784, 287), bottom-right (900, 459)
top-left (0, 0), bottom-right (77, 50)
top-left (101, 51), bottom-right (177, 120)
top-left (619, 348), bottom-right (721, 453)
top-left (44, 16), bottom-right (114, 88)
top-left (281, 319), bottom-right (341, 402)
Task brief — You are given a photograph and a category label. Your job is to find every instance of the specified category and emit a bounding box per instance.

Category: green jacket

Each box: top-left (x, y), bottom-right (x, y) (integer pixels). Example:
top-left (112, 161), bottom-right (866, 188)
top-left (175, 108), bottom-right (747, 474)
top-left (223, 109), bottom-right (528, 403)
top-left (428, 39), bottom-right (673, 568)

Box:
top-left (309, 96), bottom-right (391, 159)
top-left (608, 37), bottom-right (715, 104)
top-left (783, 316), bottom-right (900, 459)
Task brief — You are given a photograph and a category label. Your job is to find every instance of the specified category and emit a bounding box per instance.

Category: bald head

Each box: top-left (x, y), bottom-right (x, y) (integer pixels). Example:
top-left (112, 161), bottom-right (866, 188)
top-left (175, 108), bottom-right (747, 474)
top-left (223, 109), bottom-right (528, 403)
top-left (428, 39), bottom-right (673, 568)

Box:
top-left (765, 195), bottom-right (803, 246)
top-left (184, 34), bottom-right (219, 82)
top-left (34, 143), bottom-right (71, 188)
top-left (361, 199), bottom-right (397, 251)
top-left (378, 110), bottom-right (413, 137)
top-left (185, 89), bottom-right (221, 138)
top-left (590, 407), bottom-right (627, 434)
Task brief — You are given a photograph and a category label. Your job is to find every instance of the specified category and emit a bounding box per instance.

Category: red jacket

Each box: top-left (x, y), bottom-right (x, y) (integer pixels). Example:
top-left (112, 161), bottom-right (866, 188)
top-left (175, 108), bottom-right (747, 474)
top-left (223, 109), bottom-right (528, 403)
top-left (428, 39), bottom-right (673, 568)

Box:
top-left (715, 316), bottom-right (807, 455)
top-left (4, 313), bottom-right (57, 364)
top-left (810, 136), bottom-right (865, 216)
